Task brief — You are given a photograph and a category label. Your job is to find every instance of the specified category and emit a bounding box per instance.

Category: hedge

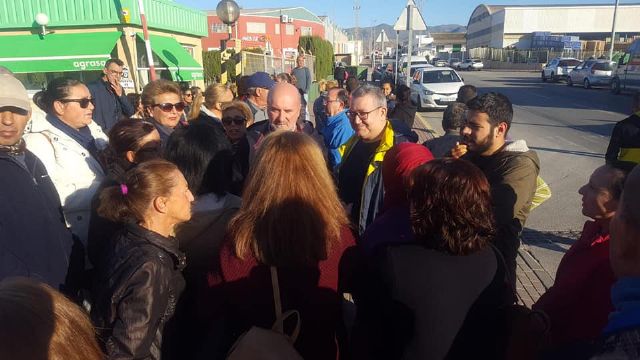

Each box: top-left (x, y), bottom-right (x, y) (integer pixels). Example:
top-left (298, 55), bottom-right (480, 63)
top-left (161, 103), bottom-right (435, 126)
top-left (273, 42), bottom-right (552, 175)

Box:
top-left (202, 50), bottom-right (221, 84)
top-left (298, 36), bottom-right (334, 81)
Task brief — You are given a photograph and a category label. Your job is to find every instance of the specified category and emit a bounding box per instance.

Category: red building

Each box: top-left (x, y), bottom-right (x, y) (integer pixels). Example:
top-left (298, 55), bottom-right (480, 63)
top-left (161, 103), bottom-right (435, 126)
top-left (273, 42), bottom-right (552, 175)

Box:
top-left (203, 7), bottom-right (325, 58)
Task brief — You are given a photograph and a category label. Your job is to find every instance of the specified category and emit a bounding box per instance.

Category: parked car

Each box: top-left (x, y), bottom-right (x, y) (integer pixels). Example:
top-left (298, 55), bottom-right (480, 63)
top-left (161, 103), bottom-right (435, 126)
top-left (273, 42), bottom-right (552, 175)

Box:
top-left (410, 67), bottom-right (465, 111)
top-left (449, 58), bottom-right (462, 68)
top-left (434, 60), bottom-right (449, 67)
top-left (567, 59), bottom-right (615, 88)
top-left (611, 38), bottom-right (640, 94)
top-left (398, 63), bottom-right (433, 85)
top-left (541, 57), bottom-right (581, 82)
top-left (458, 58), bottom-right (484, 71)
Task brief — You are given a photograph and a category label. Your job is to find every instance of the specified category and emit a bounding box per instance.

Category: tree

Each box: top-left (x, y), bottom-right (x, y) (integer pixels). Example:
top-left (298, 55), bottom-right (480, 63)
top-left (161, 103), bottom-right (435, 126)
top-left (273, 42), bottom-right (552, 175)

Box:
top-left (298, 36), bottom-right (335, 81)
top-left (202, 50), bottom-right (221, 84)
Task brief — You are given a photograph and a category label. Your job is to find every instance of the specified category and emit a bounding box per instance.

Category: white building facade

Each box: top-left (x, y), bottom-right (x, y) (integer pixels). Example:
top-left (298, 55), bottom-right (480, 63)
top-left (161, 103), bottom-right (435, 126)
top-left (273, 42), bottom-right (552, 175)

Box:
top-left (467, 4), bottom-right (640, 49)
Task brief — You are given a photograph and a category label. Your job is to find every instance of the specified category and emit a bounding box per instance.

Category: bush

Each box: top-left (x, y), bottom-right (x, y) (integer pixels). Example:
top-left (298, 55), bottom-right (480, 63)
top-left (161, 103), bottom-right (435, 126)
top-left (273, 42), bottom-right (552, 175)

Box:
top-left (202, 50), bottom-right (221, 84)
top-left (298, 36), bottom-right (334, 81)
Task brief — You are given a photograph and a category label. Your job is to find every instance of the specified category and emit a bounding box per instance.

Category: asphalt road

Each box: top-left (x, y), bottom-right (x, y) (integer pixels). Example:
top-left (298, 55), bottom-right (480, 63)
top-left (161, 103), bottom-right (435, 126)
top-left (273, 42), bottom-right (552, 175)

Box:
top-left (413, 70), bottom-right (635, 277)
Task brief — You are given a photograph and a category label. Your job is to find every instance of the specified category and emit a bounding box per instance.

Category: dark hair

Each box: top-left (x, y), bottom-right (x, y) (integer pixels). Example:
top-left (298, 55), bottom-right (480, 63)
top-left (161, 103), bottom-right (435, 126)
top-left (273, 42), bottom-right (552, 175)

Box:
top-left (329, 88), bottom-right (350, 107)
top-left (126, 93), bottom-right (141, 108)
top-left (237, 76), bottom-right (251, 97)
top-left (346, 77), bottom-right (360, 93)
top-left (141, 79), bottom-right (182, 108)
top-left (275, 72), bottom-right (294, 83)
top-left (165, 122), bottom-right (233, 197)
top-left (395, 84), bottom-right (411, 103)
top-left (633, 91), bottom-right (640, 112)
top-left (457, 85), bottom-right (477, 104)
top-left (442, 102), bottom-right (467, 131)
top-left (105, 119), bottom-right (160, 170)
top-left (191, 86), bottom-right (202, 97)
top-left (409, 158), bottom-right (495, 255)
top-left (105, 58), bottom-right (124, 68)
top-left (98, 159), bottom-right (180, 223)
top-left (605, 164), bottom-right (629, 201)
top-left (381, 80), bottom-right (393, 89)
top-left (33, 78), bottom-right (83, 113)
top-left (466, 92), bottom-right (513, 132)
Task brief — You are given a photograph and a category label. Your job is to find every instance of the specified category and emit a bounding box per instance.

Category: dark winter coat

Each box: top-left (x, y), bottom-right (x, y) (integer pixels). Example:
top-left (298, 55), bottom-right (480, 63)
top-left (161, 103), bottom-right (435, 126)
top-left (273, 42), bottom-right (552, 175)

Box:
top-left (0, 150), bottom-right (73, 290)
top-left (92, 223), bottom-right (186, 360)
top-left (88, 79), bottom-right (135, 132)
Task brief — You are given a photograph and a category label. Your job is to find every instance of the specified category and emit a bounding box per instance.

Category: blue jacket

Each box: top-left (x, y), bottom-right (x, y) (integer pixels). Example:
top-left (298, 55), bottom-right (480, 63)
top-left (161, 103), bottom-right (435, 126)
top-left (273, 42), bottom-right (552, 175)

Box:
top-left (323, 110), bottom-right (355, 169)
top-left (88, 79), bottom-right (135, 132)
top-left (0, 150), bottom-right (73, 289)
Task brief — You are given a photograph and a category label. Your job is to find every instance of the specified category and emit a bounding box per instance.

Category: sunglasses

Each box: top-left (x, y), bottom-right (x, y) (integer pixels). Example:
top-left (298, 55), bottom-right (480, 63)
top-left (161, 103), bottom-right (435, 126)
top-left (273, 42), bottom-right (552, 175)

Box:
top-left (152, 102), bottom-right (186, 112)
top-left (59, 98), bottom-right (96, 108)
top-left (222, 116), bottom-right (247, 126)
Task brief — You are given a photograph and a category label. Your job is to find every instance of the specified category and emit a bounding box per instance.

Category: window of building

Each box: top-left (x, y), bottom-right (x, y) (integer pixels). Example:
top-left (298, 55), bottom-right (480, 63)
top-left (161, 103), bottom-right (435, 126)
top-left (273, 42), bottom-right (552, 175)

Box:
top-left (181, 45), bottom-right (195, 57)
top-left (275, 24), bottom-right (280, 35)
top-left (301, 26), bottom-right (312, 36)
top-left (247, 22), bottom-right (266, 34)
top-left (211, 23), bottom-right (227, 33)
top-left (285, 24), bottom-right (294, 36)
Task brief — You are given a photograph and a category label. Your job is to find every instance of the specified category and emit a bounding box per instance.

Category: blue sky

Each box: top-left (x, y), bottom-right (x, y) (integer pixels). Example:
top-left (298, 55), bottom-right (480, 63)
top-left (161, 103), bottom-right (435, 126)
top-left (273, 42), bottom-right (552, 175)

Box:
top-left (174, 0), bottom-right (636, 29)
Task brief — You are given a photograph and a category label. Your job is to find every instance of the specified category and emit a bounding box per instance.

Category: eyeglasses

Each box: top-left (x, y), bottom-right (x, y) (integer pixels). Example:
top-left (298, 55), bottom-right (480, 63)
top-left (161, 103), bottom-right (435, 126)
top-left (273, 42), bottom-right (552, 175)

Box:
top-left (222, 116), bottom-right (247, 126)
top-left (184, 93), bottom-right (193, 97)
top-left (109, 70), bottom-right (124, 76)
top-left (58, 98), bottom-right (96, 108)
top-left (323, 99), bottom-right (341, 105)
top-left (152, 102), bottom-right (186, 112)
top-left (346, 106), bottom-right (383, 121)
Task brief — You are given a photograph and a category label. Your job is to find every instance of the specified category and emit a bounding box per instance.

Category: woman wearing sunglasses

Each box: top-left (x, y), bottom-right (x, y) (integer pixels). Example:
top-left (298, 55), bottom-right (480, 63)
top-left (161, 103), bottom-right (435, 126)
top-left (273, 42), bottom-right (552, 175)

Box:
top-left (221, 101), bottom-right (253, 196)
top-left (25, 77), bottom-right (108, 250)
top-left (140, 79), bottom-right (186, 147)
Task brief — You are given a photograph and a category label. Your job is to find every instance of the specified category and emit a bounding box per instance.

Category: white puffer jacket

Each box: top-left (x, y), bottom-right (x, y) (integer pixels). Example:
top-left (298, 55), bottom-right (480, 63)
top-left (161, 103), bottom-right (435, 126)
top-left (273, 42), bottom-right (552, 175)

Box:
top-left (24, 113), bottom-right (108, 246)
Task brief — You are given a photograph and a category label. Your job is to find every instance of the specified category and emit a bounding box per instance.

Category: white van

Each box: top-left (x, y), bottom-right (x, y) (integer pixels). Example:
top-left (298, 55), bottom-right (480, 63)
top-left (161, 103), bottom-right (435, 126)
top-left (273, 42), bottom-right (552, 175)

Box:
top-left (611, 39), bottom-right (640, 94)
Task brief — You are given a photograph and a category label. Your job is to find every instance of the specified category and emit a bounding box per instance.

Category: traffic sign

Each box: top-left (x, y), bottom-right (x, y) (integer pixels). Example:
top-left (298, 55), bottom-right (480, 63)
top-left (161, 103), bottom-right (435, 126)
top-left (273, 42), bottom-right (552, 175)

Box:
top-left (393, 0), bottom-right (427, 31)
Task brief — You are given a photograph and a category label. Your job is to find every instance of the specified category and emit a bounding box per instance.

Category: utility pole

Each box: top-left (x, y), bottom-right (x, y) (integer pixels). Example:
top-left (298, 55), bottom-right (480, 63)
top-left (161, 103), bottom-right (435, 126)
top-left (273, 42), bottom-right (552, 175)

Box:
top-left (609, 0), bottom-right (620, 60)
top-left (406, 3), bottom-right (413, 86)
top-left (137, 0), bottom-right (156, 81)
top-left (354, 0), bottom-right (360, 66)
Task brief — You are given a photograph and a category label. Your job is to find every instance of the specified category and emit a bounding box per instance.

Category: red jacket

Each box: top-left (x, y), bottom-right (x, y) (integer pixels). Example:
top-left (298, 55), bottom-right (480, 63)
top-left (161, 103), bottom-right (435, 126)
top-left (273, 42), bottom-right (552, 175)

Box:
top-left (206, 228), bottom-right (356, 359)
top-left (533, 221), bottom-right (615, 347)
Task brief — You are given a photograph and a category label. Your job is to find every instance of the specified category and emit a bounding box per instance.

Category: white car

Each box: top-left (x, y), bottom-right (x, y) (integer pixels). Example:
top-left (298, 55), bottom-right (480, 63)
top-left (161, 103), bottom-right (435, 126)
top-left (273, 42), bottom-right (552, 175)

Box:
top-left (458, 58), bottom-right (484, 71)
top-left (541, 57), bottom-right (581, 82)
top-left (410, 67), bottom-right (465, 110)
top-left (398, 63), bottom-right (433, 84)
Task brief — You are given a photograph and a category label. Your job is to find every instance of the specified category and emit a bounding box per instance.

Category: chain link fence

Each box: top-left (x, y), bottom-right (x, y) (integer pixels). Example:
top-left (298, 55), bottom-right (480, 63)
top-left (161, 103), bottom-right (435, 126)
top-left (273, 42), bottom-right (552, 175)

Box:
top-left (240, 52), bottom-right (315, 78)
top-left (468, 48), bottom-right (611, 64)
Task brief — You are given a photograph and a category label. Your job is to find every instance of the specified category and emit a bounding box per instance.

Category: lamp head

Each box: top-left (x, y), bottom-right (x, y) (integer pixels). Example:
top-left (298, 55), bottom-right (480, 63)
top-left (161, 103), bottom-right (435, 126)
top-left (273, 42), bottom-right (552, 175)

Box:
top-left (216, 0), bottom-right (240, 25)
top-left (35, 13), bottom-right (49, 26)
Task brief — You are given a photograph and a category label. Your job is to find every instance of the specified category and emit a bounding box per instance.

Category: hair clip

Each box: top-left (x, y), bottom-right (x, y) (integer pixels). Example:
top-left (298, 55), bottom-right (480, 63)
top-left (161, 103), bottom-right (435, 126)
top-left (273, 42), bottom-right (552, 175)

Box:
top-left (120, 183), bottom-right (128, 196)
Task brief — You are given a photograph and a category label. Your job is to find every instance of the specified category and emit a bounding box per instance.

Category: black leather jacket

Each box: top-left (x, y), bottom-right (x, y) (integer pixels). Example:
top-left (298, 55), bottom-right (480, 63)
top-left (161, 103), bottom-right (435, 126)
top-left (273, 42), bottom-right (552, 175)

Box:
top-left (91, 223), bottom-right (186, 359)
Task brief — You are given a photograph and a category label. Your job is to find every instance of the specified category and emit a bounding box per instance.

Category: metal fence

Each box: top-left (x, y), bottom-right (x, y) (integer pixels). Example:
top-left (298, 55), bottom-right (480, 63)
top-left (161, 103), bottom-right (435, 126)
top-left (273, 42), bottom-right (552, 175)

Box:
top-left (240, 52), bottom-right (315, 78)
top-left (468, 47), bottom-right (610, 64)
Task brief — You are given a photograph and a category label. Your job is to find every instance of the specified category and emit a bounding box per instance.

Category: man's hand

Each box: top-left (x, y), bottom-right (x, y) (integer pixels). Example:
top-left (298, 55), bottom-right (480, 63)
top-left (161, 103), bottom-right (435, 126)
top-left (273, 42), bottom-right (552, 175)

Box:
top-left (451, 142), bottom-right (468, 159)
top-left (109, 79), bottom-right (123, 97)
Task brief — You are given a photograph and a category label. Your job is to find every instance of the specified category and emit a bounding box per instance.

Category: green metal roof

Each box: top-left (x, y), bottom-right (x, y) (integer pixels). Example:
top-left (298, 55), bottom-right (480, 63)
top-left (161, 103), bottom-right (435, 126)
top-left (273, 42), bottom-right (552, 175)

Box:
top-left (0, 0), bottom-right (207, 37)
top-left (0, 32), bottom-right (120, 73)
top-left (238, 7), bottom-right (323, 24)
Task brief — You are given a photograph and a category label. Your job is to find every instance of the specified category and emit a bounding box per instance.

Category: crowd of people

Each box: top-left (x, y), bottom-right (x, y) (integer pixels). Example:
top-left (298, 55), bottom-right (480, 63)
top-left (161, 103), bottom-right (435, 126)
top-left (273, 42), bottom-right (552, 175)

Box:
top-left (1, 57), bottom-right (640, 360)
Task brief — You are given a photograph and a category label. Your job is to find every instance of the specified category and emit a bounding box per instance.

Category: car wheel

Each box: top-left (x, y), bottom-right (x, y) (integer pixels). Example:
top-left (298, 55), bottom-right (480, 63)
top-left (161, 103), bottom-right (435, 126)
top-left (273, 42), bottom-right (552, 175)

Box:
top-left (417, 96), bottom-right (427, 112)
top-left (584, 79), bottom-right (591, 89)
top-left (567, 77), bottom-right (573, 86)
top-left (611, 78), bottom-right (621, 94)
top-left (541, 71), bottom-right (547, 82)
top-left (551, 72), bottom-right (557, 82)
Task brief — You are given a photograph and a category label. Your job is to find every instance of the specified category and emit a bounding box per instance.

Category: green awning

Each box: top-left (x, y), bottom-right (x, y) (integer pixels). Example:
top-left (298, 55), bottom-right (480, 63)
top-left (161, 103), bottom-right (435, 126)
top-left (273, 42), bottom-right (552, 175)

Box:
top-left (0, 32), bottom-right (120, 73)
top-left (138, 34), bottom-right (203, 81)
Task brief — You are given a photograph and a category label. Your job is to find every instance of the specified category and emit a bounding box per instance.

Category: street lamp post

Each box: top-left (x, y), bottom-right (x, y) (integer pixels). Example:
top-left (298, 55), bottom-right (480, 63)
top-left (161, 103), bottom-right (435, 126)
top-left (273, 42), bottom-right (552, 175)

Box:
top-left (216, 0), bottom-right (240, 51)
top-left (609, 0), bottom-right (620, 61)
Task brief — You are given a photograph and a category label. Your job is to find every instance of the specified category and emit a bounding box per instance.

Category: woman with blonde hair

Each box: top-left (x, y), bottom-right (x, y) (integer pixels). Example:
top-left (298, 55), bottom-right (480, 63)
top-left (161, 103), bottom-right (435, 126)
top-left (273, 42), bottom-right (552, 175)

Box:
top-left (221, 101), bottom-right (253, 195)
top-left (207, 131), bottom-right (356, 359)
top-left (187, 92), bottom-right (204, 121)
top-left (0, 277), bottom-right (103, 360)
top-left (194, 83), bottom-right (233, 126)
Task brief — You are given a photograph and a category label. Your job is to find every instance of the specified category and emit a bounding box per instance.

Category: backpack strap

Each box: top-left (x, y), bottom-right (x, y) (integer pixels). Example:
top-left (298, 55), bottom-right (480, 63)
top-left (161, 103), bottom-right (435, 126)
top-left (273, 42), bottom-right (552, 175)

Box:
top-left (270, 266), bottom-right (301, 342)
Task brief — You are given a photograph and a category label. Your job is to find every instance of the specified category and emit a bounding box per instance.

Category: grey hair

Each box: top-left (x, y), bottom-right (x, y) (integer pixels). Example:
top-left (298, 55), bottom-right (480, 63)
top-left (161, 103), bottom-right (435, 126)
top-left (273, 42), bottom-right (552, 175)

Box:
top-left (442, 102), bottom-right (468, 131)
top-left (247, 87), bottom-right (259, 97)
top-left (351, 84), bottom-right (387, 108)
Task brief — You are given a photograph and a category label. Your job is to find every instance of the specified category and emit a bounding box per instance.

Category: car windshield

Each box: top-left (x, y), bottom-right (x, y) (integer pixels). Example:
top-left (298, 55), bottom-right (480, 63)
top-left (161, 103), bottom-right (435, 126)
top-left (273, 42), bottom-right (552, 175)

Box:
top-left (423, 70), bottom-right (461, 83)
top-left (593, 62), bottom-right (613, 71)
top-left (473, 59), bottom-right (482, 63)
top-left (559, 59), bottom-right (581, 67)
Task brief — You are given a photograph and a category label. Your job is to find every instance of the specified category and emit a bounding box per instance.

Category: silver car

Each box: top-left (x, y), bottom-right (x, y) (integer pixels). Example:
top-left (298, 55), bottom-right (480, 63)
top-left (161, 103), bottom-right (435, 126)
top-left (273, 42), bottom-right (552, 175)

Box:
top-left (410, 67), bottom-right (465, 110)
top-left (567, 59), bottom-right (615, 89)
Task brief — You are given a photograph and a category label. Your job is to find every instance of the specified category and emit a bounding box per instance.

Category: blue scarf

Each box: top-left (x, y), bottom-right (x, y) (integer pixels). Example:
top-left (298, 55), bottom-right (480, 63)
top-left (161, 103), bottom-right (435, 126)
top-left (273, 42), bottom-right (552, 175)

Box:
top-left (603, 277), bottom-right (640, 334)
top-left (45, 114), bottom-right (99, 160)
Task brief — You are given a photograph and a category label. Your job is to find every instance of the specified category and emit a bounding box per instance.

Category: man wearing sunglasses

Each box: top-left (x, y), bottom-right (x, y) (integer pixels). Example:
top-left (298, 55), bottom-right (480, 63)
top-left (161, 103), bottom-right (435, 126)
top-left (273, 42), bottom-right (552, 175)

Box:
top-left (0, 74), bottom-right (74, 290)
top-left (337, 84), bottom-right (412, 235)
top-left (88, 58), bottom-right (135, 132)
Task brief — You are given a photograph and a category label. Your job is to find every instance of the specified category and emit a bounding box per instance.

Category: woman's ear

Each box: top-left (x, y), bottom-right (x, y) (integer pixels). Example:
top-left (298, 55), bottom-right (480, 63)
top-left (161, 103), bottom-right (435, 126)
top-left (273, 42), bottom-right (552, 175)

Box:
top-left (125, 150), bottom-right (136, 164)
top-left (153, 196), bottom-right (169, 214)
top-left (53, 100), bottom-right (66, 116)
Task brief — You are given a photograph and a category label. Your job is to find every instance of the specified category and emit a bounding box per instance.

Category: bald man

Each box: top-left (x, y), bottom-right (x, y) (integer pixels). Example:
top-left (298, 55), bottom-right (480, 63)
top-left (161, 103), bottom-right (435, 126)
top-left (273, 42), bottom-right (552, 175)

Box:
top-left (246, 82), bottom-right (326, 161)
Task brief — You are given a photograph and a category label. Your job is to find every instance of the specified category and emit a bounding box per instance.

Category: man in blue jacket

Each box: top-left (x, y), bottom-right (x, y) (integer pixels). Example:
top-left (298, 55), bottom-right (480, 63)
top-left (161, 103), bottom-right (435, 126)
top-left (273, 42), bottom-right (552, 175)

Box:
top-left (323, 87), bottom-right (354, 170)
top-left (88, 58), bottom-right (135, 132)
top-left (0, 74), bottom-right (74, 290)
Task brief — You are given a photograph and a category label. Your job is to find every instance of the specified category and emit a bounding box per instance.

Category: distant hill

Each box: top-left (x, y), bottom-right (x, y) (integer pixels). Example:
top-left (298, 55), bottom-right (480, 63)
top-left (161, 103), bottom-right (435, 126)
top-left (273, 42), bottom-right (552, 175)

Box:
top-left (343, 23), bottom-right (466, 45)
